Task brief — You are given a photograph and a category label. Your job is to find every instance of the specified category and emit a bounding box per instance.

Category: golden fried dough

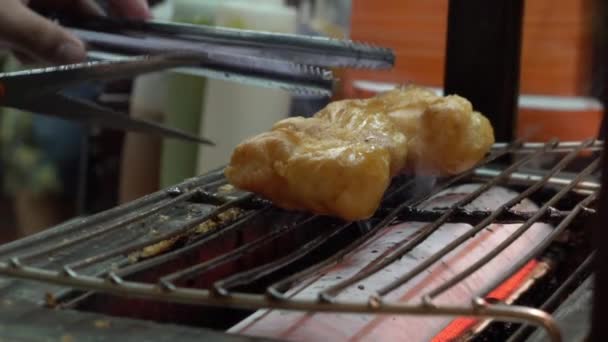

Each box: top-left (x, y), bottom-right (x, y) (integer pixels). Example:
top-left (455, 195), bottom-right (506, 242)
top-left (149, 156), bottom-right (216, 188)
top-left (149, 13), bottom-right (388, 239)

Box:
top-left (225, 86), bottom-right (494, 220)
top-left (379, 86), bottom-right (495, 174)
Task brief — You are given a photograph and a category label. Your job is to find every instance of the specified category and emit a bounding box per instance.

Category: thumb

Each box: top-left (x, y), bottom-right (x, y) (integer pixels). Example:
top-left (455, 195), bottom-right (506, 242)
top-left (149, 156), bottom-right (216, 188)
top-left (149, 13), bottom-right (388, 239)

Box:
top-left (0, 1), bottom-right (87, 64)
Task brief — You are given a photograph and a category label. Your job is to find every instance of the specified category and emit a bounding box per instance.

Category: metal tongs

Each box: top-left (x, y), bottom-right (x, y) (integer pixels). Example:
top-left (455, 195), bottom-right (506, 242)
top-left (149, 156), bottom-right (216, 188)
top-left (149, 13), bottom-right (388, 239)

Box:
top-left (0, 15), bottom-right (395, 144)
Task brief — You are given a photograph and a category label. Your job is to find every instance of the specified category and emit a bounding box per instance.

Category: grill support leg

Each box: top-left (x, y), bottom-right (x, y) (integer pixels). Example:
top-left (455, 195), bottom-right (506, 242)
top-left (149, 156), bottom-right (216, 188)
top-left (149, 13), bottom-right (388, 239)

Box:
top-left (443, 0), bottom-right (525, 142)
top-left (592, 0), bottom-right (608, 340)
top-left (592, 120), bottom-right (608, 342)
top-left (592, 0), bottom-right (608, 138)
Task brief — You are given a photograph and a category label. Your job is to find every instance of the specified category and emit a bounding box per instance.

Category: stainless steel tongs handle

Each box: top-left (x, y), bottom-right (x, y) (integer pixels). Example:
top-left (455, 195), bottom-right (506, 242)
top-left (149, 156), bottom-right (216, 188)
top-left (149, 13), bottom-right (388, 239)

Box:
top-left (57, 15), bottom-right (395, 97)
top-left (68, 16), bottom-right (395, 69)
top-left (76, 29), bottom-right (335, 97)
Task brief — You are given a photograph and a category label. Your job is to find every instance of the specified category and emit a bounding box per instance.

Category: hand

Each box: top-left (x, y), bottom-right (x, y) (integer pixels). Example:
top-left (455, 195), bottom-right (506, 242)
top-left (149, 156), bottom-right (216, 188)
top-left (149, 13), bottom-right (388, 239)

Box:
top-left (0, 0), bottom-right (151, 64)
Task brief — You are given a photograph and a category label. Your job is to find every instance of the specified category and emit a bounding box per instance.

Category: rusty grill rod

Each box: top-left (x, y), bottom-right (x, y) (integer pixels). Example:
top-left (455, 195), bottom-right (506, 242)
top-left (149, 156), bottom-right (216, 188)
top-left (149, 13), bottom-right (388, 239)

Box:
top-left (159, 215), bottom-right (320, 286)
top-left (263, 142), bottom-right (523, 300)
top-left (14, 190), bottom-right (201, 264)
top-left (33, 195), bottom-right (253, 272)
top-left (425, 157), bottom-right (599, 299)
top-left (473, 169), bottom-right (600, 194)
top-left (212, 220), bottom-right (354, 296)
top-left (382, 141), bottom-right (521, 204)
top-left (71, 166), bottom-right (412, 277)
top-left (0, 191), bottom-right (172, 257)
top-left (0, 171), bottom-right (224, 258)
top-left (386, 206), bottom-right (592, 226)
top-left (112, 206), bottom-right (272, 276)
top-left (265, 141), bottom-right (523, 300)
top-left (506, 252), bottom-right (594, 342)
top-left (0, 259), bottom-right (564, 341)
top-left (481, 193), bottom-right (596, 296)
top-left (372, 140), bottom-right (594, 297)
top-left (55, 167), bottom-right (432, 302)
top-left (320, 140), bottom-right (559, 300)
top-left (61, 194), bottom-right (255, 271)
top-left (0, 259), bottom-right (565, 342)
top-left (164, 155), bottom-right (520, 292)
top-left (54, 206), bottom-right (273, 307)
top-left (492, 140), bottom-right (602, 152)
top-left (57, 176), bottom-right (424, 304)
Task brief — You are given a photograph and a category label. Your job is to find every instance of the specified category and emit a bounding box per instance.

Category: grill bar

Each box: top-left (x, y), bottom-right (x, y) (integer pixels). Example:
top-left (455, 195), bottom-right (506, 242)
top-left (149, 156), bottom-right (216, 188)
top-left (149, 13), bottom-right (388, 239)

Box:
top-left (0, 172), bottom-right (224, 258)
top-left (14, 191), bottom-right (200, 264)
top-left (61, 194), bottom-right (255, 271)
top-left (385, 207), bottom-right (592, 226)
top-left (492, 140), bottom-right (603, 152)
top-left (159, 215), bottom-right (319, 285)
top-left (480, 194), bottom-right (596, 297)
top-left (59, 211), bottom-right (272, 307)
top-left (113, 206), bottom-right (271, 276)
top-left (213, 221), bottom-right (354, 295)
top-left (384, 141), bottom-right (524, 206)
top-left (374, 140), bottom-right (594, 297)
top-left (264, 143), bottom-right (522, 301)
top-left (320, 140), bottom-right (557, 299)
top-left (50, 206), bottom-right (272, 307)
top-left (473, 169), bottom-right (600, 194)
top-left (425, 158), bottom-right (599, 299)
top-left (0, 260), bottom-right (563, 341)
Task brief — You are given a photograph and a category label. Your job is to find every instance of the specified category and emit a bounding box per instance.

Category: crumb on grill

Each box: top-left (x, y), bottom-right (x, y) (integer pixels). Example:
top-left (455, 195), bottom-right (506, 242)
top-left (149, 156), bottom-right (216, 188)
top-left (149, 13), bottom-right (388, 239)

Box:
top-left (129, 208), bottom-right (243, 261)
top-left (140, 237), bottom-right (180, 258)
top-left (45, 292), bottom-right (58, 308)
top-left (61, 335), bottom-right (75, 342)
top-left (127, 253), bottom-right (139, 263)
top-left (94, 320), bottom-right (111, 328)
top-left (218, 184), bottom-right (236, 194)
top-left (194, 208), bottom-right (242, 234)
top-left (194, 220), bottom-right (217, 234)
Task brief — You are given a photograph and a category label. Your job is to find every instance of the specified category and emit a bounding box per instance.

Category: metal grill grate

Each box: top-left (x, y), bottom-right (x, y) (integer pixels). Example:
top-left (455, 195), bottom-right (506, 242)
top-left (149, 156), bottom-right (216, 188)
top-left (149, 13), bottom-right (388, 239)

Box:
top-left (0, 140), bottom-right (601, 342)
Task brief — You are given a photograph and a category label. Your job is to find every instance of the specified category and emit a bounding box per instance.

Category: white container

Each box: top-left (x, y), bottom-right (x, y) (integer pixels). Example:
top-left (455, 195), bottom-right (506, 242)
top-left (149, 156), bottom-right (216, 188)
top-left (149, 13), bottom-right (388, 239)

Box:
top-left (119, 0), bottom-right (175, 202)
top-left (159, 0), bottom-right (230, 187)
top-left (172, 0), bottom-right (221, 25)
top-left (196, 1), bottom-right (297, 174)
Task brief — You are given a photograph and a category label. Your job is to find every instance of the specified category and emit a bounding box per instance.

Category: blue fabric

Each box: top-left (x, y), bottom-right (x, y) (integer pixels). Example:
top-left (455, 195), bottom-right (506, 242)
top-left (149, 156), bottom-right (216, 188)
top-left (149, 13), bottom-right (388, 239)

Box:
top-left (29, 84), bottom-right (102, 197)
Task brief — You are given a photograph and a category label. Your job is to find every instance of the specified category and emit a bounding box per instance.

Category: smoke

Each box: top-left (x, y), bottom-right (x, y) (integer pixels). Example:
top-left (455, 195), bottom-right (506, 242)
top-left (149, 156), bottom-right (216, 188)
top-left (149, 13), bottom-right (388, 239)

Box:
top-left (409, 164), bottom-right (440, 207)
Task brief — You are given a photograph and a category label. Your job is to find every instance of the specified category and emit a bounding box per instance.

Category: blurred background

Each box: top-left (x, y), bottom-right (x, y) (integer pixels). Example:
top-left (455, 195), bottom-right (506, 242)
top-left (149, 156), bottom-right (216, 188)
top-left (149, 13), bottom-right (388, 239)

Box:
top-left (0, 0), bottom-right (605, 242)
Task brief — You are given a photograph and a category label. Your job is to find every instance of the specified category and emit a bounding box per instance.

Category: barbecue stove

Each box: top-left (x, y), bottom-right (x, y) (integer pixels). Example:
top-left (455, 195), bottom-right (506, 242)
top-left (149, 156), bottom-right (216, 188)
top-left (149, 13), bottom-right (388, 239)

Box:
top-left (0, 139), bottom-right (599, 341)
top-left (0, 1), bottom-right (604, 342)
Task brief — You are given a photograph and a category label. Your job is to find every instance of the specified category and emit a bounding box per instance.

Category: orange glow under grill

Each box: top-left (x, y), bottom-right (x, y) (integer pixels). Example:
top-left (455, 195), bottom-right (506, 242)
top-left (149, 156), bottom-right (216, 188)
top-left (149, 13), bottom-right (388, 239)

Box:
top-left (431, 260), bottom-right (540, 342)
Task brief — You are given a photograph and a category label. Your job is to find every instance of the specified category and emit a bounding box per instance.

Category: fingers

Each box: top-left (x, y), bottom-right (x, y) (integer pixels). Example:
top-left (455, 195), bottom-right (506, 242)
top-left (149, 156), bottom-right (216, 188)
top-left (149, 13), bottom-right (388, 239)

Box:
top-left (107, 0), bottom-right (151, 19)
top-left (78, 0), bottom-right (107, 17)
top-left (0, 0), bottom-right (86, 64)
top-left (0, 0), bottom-right (150, 65)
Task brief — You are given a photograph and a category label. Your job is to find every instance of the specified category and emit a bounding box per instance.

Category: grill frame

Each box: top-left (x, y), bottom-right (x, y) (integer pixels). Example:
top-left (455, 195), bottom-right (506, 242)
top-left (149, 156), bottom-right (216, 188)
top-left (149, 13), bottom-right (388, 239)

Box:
top-left (0, 140), bottom-right (600, 342)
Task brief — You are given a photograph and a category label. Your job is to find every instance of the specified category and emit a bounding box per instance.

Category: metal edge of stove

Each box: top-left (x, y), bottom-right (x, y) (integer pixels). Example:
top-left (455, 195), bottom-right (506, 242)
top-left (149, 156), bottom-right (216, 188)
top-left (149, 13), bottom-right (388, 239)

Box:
top-left (0, 167), bottom-right (276, 341)
top-left (591, 125), bottom-right (608, 342)
top-left (0, 299), bottom-right (279, 342)
top-left (525, 276), bottom-right (593, 342)
top-left (0, 169), bottom-right (226, 302)
top-left (0, 140), bottom-right (598, 342)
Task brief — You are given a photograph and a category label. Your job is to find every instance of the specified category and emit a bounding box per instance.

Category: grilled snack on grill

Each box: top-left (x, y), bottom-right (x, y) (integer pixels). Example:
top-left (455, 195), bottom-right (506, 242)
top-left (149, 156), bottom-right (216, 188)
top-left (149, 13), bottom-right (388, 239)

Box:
top-left (379, 86), bottom-right (495, 174)
top-left (225, 86), bottom-right (495, 220)
top-left (224, 104), bottom-right (408, 221)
